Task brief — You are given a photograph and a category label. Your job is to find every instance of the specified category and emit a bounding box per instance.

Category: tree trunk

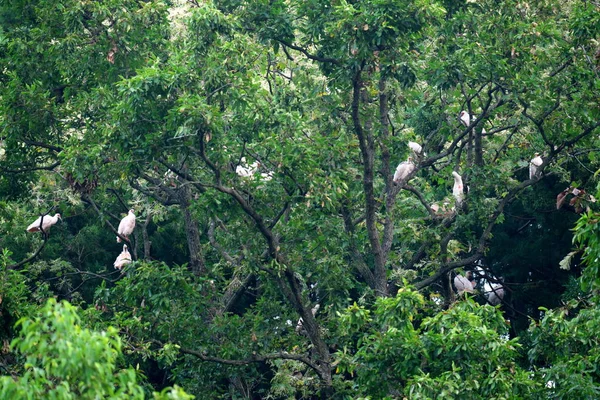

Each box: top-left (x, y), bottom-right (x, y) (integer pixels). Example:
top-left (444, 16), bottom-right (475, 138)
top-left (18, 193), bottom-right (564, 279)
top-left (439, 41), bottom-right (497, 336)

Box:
top-left (178, 184), bottom-right (205, 275)
top-left (142, 212), bottom-right (153, 260)
top-left (475, 126), bottom-right (484, 166)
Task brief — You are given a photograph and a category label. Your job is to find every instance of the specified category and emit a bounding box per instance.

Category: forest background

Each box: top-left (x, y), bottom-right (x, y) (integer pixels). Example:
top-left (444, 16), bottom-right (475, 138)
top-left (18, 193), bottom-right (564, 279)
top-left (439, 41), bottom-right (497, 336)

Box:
top-left (1, 0), bottom-right (600, 398)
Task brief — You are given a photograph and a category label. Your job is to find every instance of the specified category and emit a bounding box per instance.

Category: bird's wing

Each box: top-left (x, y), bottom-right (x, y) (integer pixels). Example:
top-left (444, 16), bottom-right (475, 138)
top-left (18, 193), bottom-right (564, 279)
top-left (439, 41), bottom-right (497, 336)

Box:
top-left (26, 217), bottom-right (42, 232)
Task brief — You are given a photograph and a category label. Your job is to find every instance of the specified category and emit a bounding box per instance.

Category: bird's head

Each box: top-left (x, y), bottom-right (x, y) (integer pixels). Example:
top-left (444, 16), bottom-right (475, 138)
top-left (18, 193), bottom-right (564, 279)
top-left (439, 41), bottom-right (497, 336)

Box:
top-left (129, 209), bottom-right (135, 215)
top-left (534, 152), bottom-right (540, 157)
top-left (55, 213), bottom-right (62, 221)
top-left (123, 244), bottom-right (128, 251)
top-left (452, 171), bottom-right (461, 180)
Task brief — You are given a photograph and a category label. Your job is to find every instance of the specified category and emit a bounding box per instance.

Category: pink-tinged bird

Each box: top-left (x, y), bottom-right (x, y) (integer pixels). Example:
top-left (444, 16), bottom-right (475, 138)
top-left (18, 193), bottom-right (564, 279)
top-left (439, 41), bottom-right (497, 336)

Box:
top-left (486, 283), bottom-right (505, 306)
top-left (393, 157), bottom-right (415, 184)
top-left (26, 213), bottom-right (61, 233)
top-left (117, 209), bottom-right (136, 243)
top-left (454, 274), bottom-right (475, 296)
top-left (452, 171), bottom-right (464, 206)
top-left (113, 244), bottom-right (132, 270)
top-left (529, 153), bottom-right (543, 180)
top-left (408, 141), bottom-right (423, 157)
top-left (459, 111), bottom-right (487, 133)
top-left (459, 110), bottom-right (470, 127)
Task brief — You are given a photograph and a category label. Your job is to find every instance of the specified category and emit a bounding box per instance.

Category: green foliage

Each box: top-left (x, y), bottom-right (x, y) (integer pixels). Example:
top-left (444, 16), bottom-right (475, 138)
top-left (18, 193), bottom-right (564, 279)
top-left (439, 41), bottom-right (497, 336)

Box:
top-left (2, 0), bottom-right (600, 397)
top-left (0, 298), bottom-right (193, 399)
top-left (527, 303), bottom-right (600, 399)
top-left (573, 210), bottom-right (600, 291)
top-left (336, 289), bottom-right (537, 398)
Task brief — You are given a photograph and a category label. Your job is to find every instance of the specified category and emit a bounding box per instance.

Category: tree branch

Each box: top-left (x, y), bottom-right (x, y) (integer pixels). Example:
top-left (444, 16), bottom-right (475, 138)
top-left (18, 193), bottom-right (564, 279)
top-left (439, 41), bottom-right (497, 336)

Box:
top-left (275, 39), bottom-right (340, 65)
top-left (0, 161), bottom-right (60, 173)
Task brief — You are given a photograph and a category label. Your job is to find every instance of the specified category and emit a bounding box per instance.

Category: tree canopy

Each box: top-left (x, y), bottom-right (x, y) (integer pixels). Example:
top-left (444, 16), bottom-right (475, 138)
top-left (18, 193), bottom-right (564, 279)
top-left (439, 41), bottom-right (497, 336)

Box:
top-left (1, 0), bottom-right (600, 398)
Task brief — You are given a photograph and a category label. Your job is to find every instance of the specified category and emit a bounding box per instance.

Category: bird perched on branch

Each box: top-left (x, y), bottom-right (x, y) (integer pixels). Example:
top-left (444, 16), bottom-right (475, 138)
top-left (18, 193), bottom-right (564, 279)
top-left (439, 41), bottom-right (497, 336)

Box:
top-left (26, 213), bottom-right (61, 233)
top-left (408, 141), bottom-right (423, 158)
top-left (454, 274), bottom-right (475, 296)
top-left (459, 110), bottom-right (486, 133)
top-left (113, 244), bottom-right (132, 270)
top-left (529, 153), bottom-right (543, 180)
top-left (459, 110), bottom-right (470, 127)
top-left (117, 209), bottom-right (136, 243)
top-left (235, 157), bottom-right (260, 178)
top-left (393, 157), bottom-right (415, 184)
top-left (452, 171), bottom-right (465, 207)
top-left (486, 283), bottom-right (505, 306)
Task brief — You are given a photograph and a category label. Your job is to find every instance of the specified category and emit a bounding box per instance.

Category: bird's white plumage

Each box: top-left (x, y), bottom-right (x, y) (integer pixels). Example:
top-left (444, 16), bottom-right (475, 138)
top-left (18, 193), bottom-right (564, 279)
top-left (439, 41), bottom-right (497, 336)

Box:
top-left (296, 304), bottom-right (320, 333)
top-left (236, 157), bottom-right (260, 178)
top-left (529, 153), bottom-right (543, 180)
top-left (113, 244), bottom-right (132, 270)
top-left (452, 171), bottom-right (464, 206)
top-left (393, 158), bottom-right (415, 184)
top-left (454, 274), bottom-right (474, 295)
top-left (117, 209), bottom-right (136, 243)
top-left (26, 213), bottom-right (61, 233)
top-left (459, 111), bottom-right (470, 127)
top-left (486, 283), bottom-right (504, 305)
top-left (408, 141), bottom-right (422, 156)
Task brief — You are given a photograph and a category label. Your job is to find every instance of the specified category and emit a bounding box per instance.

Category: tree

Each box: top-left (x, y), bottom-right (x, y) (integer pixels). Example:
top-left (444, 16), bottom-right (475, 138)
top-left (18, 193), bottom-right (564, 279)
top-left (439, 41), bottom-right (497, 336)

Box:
top-left (1, 0), bottom-right (600, 397)
top-left (0, 298), bottom-right (192, 399)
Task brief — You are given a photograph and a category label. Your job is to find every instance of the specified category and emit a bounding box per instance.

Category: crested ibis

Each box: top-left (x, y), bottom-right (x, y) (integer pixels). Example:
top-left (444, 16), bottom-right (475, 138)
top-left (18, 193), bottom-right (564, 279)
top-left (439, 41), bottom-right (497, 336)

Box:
top-left (113, 244), bottom-right (132, 270)
top-left (117, 209), bottom-right (136, 243)
top-left (26, 213), bottom-right (61, 233)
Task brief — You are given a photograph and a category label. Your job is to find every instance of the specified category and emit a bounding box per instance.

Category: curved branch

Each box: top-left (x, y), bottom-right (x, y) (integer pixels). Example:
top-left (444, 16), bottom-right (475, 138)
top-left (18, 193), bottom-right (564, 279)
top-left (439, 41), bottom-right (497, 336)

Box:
top-left (275, 39), bottom-right (340, 65)
top-left (8, 235), bottom-right (49, 270)
top-left (0, 161), bottom-right (60, 173)
top-left (21, 140), bottom-right (62, 152)
top-left (168, 341), bottom-right (325, 380)
top-left (404, 185), bottom-right (437, 219)
top-left (81, 195), bottom-right (137, 260)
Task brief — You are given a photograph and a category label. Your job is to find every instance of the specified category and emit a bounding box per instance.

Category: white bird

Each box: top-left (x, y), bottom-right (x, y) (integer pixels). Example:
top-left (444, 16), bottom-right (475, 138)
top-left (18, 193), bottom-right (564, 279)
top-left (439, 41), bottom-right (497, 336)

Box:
top-left (486, 283), bottom-right (505, 306)
top-left (452, 171), bottom-right (464, 207)
top-left (113, 244), bottom-right (132, 270)
top-left (459, 110), bottom-right (470, 127)
top-left (393, 158), bottom-right (415, 184)
top-left (26, 213), bottom-right (61, 233)
top-left (117, 209), bottom-right (136, 243)
top-left (296, 304), bottom-right (320, 333)
top-left (529, 153), bottom-right (543, 180)
top-left (260, 171), bottom-right (274, 182)
top-left (408, 141), bottom-right (423, 157)
top-left (459, 111), bottom-right (487, 133)
top-left (235, 157), bottom-right (260, 178)
top-left (454, 274), bottom-right (474, 296)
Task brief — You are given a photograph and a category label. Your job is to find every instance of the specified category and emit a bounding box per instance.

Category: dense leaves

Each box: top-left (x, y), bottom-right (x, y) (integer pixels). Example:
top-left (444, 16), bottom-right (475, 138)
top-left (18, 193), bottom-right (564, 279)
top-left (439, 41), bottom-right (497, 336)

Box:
top-left (2, 0), bottom-right (600, 397)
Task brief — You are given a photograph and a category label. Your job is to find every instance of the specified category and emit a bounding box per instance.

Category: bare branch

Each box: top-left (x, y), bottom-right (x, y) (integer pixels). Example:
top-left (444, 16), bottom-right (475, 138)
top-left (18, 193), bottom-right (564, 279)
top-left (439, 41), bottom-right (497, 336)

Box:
top-left (275, 39), bottom-right (340, 65)
top-left (21, 140), bottom-right (62, 152)
top-left (8, 235), bottom-right (49, 270)
top-left (0, 161), bottom-right (60, 173)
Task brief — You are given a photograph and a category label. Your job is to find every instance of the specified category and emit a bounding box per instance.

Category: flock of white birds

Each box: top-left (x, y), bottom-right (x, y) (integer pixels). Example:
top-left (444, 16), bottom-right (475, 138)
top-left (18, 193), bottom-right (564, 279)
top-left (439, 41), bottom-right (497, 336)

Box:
top-left (26, 209), bottom-right (136, 271)
top-left (392, 110), bottom-right (544, 305)
top-left (26, 111), bottom-right (543, 299)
